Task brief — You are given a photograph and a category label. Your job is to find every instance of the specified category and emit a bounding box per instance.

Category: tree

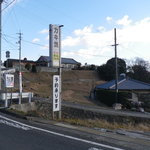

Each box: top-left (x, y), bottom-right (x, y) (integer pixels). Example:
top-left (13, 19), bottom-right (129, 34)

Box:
top-left (32, 65), bottom-right (37, 73)
top-left (25, 63), bottom-right (31, 71)
top-left (107, 58), bottom-right (126, 74)
top-left (97, 57), bottom-right (126, 81)
top-left (89, 64), bottom-right (96, 70)
top-left (127, 58), bottom-right (150, 83)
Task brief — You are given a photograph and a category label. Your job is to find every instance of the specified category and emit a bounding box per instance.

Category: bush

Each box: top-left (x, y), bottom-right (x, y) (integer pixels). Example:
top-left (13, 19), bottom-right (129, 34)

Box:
top-left (32, 65), bottom-right (37, 73)
top-left (95, 89), bottom-right (131, 108)
top-left (25, 63), bottom-right (31, 71)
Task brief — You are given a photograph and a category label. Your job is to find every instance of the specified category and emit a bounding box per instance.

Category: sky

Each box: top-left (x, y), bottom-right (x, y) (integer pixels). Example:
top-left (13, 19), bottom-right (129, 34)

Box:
top-left (1, 0), bottom-right (150, 65)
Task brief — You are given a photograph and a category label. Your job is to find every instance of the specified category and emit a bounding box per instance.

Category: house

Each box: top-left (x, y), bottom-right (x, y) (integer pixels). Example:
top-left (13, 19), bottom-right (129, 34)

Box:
top-left (94, 74), bottom-right (150, 102)
top-left (4, 58), bottom-right (36, 71)
top-left (36, 56), bottom-right (81, 70)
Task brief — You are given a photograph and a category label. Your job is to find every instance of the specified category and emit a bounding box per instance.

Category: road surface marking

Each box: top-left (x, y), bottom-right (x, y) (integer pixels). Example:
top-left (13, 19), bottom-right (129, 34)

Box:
top-left (0, 114), bottom-right (124, 150)
top-left (0, 119), bottom-right (30, 130)
top-left (88, 147), bottom-right (103, 150)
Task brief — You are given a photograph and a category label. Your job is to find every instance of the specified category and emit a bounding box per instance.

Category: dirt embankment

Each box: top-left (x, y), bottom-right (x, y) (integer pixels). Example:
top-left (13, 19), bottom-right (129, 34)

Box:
top-left (21, 70), bottom-right (104, 105)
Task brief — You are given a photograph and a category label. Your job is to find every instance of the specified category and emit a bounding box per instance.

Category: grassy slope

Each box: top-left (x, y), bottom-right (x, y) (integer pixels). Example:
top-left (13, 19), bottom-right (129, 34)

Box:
top-left (22, 70), bottom-right (105, 105)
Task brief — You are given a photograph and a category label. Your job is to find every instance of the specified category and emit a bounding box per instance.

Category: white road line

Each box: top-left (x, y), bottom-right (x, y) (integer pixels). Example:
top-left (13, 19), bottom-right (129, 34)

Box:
top-left (0, 115), bottom-right (124, 150)
top-left (0, 119), bottom-right (30, 130)
top-left (88, 147), bottom-right (103, 150)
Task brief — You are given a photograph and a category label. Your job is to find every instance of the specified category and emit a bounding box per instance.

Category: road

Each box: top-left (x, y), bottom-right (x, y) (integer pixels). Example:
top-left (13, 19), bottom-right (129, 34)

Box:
top-left (0, 113), bottom-right (124, 150)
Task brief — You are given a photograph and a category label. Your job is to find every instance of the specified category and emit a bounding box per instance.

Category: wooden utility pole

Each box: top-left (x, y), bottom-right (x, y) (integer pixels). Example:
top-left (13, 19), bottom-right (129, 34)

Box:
top-left (17, 32), bottom-right (23, 104)
top-left (112, 28), bottom-right (119, 103)
top-left (0, 0), bottom-right (3, 90)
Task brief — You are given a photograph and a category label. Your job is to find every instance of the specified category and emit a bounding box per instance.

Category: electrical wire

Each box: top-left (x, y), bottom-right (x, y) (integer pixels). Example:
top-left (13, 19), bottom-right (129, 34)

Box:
top-left (2, 0), bottom-right (16, 12)
top-left (2, 33), bottom-right (48, 48)
top-left (2, 36), bottom-right (17, 51)
top-left (2, 2), bottom-right (147, 61)
top-left (2, 33), bottom-right (114, 59)
top-left (64, 51), bottom-right (112, 58)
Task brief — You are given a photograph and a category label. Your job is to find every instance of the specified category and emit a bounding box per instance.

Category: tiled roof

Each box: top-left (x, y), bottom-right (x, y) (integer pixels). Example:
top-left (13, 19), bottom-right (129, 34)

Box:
top-left (7, 59), bottom-right (35, 63)
top-left (96, 77), bottom-right (150, 90)
top-left (37, 56), bottom-right (80, 64)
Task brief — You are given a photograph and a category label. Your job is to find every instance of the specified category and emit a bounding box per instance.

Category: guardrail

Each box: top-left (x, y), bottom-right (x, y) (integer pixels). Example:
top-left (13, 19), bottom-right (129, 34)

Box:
top-left (0, 92), bottom-right (33, 100)
top-left (0, 92), bottom-right (33, 107)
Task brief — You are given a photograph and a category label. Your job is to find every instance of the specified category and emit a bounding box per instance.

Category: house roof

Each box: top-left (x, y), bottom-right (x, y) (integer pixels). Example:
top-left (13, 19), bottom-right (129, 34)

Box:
top-left (96, 76), bottom-right (150, 90)
top-left (6, 58), bottom-right (35, 63)
top-left (37, 56), bottom-right (80, 65)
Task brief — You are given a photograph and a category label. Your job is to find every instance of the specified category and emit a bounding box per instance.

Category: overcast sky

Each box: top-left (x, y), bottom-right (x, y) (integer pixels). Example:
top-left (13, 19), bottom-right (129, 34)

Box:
top-left (2, 0), bottom-right (150, 65)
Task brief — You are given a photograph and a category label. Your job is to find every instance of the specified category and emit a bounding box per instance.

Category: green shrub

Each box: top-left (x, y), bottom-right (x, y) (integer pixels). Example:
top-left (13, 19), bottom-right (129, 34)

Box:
top-left (32, 65), bottom-right (37, 73)
top-left (95, 89), bottom-right (131, 107)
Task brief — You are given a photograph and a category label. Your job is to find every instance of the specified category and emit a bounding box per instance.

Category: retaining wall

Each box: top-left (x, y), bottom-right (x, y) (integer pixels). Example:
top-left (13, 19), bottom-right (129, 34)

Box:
top-left (10, 101), bottom-right (150, 125)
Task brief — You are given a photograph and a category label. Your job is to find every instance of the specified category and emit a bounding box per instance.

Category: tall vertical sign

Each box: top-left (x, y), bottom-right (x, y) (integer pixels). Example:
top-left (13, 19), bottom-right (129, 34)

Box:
top-left (49, 24), bottom-right (60, 67)
top-left (50, 24), bottom-right (63, 119)
top-left (53, 75), bottom-right (60, 112)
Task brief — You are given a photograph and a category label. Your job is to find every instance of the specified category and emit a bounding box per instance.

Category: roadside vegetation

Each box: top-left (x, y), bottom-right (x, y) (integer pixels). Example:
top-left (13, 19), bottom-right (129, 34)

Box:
top-left (62, 118), bottom-right (150, 132)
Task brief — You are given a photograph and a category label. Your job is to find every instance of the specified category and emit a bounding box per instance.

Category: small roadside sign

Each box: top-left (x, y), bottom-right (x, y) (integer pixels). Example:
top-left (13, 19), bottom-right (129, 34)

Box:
top-left (53, 75), bottom-right (60, 112)
top-left (5, 74), bottom-right (14, 88)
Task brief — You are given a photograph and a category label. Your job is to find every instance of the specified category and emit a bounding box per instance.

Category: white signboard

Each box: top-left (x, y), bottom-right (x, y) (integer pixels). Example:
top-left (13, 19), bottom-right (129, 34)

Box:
top-left (50, 24), bottom-right (60, 67)
top-left (5, 74), bottom-right (14, 88)
top-left (53, 75), bottom-right (60, 112)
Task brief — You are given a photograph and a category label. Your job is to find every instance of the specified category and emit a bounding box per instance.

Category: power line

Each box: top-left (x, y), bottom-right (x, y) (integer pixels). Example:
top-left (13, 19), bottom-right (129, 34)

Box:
top-left (2, 35), bottom-right (17, 48)
top-left (2, 33), bottom-right (48, 48)
top-left (65, 51), bottom-right (112, 58)
top-left (2, 33), bottom-right (114, 59)
top-left (2, 0), bottom-right (16, 11)
top-left (22, 39), bottom-right (48, 48)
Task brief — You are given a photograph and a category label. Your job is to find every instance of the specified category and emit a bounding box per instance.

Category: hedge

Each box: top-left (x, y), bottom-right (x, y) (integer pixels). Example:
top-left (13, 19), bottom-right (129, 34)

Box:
top-left (95, 89), bottom-right (132, 108)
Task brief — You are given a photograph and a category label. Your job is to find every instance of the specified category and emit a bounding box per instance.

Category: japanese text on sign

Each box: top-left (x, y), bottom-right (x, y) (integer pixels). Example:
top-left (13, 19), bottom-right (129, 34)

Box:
top-left (5, 74), bottom-right (14, 88)
top-left (50, 25), bottom-right (60, 67)
top-left (53, 75), bottom-right (60, 112)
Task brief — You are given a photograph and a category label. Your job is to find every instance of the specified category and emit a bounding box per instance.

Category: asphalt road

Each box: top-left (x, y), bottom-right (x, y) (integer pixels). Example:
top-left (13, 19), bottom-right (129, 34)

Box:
top-left (0, 113), bottom-right (124, 150)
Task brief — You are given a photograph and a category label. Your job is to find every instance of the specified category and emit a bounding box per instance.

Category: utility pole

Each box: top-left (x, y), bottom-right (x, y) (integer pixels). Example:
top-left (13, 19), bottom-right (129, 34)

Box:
top-left (17, 32), bottom-right (23, 105)
top-left (112, 28), bottom-right (119, 103)
top-left (58, 25), bottom-right (63, 120)
top-left (0, 0), bottom-right (3, 90)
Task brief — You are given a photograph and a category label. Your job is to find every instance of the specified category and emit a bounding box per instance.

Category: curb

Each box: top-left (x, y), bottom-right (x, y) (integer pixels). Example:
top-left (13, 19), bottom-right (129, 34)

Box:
top-left (0, 108), bottom-right (27, 120)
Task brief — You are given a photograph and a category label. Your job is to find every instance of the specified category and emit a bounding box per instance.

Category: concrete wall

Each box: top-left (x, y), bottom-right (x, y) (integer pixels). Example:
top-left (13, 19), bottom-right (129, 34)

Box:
top-left (36, 66), bottom-right (72, 72)
top-left (36, 66), bottom-right (58, 72)
top-left (10, 101), bottom-right (150, 124)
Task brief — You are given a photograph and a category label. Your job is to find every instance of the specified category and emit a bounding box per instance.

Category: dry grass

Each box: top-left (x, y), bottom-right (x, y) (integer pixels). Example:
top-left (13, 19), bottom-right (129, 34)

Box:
top-left (62, 118), bottom-right (150, 132)
top-left (22, 71), bottom-right (101, 103)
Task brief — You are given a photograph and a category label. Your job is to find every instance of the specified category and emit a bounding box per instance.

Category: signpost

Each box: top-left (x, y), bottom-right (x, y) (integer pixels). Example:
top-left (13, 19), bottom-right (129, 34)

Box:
top-left (50, 24), bottom-right (63, 119)
top-left (4, 74), bottom-right (14, 107)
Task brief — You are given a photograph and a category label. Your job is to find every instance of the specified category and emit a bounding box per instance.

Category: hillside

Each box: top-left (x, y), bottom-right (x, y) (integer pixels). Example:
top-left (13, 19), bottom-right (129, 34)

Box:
top-left (21, 70), bottom-right (105, 105)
